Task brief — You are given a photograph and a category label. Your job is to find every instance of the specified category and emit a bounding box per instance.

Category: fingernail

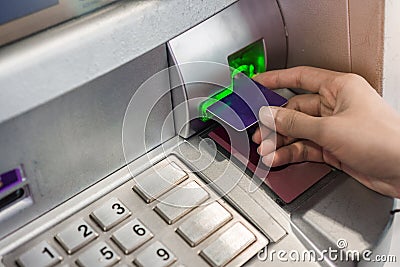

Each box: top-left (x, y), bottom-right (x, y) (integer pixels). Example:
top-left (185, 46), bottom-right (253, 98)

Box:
top-left (259, 106), bottom-right (272, 117)
top-left (269, 107), bottom-right (278, 117)
top-left (260, 106), bottom-right (278, 118)
top-left (262, 153), bottom-right (274, 167)
top-left (259, 107), bottom-right (276, 127)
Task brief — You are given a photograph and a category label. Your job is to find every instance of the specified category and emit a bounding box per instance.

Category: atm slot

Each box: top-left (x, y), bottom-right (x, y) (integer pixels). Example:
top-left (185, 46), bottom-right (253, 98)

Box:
top-left (0, 168), bottom-right (33, 219)
top-left (208, 125), bottom-right (332, 203)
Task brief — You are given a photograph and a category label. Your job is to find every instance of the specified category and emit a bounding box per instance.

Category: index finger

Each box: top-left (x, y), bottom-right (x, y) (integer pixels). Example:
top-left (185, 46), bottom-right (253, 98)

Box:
top-left (253, 66), bottom-right (343, 93)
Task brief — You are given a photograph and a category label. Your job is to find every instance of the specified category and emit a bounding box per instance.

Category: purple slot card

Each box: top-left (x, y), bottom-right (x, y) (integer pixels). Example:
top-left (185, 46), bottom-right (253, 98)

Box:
top-left (207, 75), bottom-right (287, 131)
top-left (0, 169), bottom-right (23, 194)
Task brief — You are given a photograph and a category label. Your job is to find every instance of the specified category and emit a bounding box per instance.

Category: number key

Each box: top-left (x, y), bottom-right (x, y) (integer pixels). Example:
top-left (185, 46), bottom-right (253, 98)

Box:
top-left (111, 218), bottom-right (153, 254)
top-left (55, 219), bottom-right (98, 254)
top-left (90, 198), bottom-right (131, 231)
top-left (134, 241), bottom-right (176, 267)
top-left (76, 241), bottom-right (120, 267)
top-left (16, 241), bottom-right (62, 267)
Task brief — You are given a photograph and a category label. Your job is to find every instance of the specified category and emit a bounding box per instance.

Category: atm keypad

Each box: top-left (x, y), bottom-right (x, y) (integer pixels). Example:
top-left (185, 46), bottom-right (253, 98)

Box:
top-left (16, 241), bottom-right (63, 267)
top-left (111, 219), bottom-right (154, 254)
top-left (176, 202), bottom-right (232, 247)
top-left (200, 223), bottom-right (256, 267)
top-left (154, 181), bottom-right (209, 224)
top-left (76, 241), bottom-right (120, 267)
top-left (90, 198), bottom-right (131, 231)
top-left (134, 241), bottom-right (176, 267)
top-left (9, 156), bottom-right (268, 267)
top-left (133, 161), bottom-right (188, 203)
top-left (55, 219), bottom-right (98, 254)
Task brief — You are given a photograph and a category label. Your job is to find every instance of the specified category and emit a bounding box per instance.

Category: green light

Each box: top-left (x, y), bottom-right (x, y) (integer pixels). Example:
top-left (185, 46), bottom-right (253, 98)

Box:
top-left (199, 39), bottom-right (266, 121)
top-left (199, 85), bottom-right (233, 121)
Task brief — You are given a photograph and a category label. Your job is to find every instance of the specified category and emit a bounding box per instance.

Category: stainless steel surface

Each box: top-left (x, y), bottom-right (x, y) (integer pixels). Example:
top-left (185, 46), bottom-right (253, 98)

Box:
top-left (90, 198), bottom-right (131, 231)
top-left (291, 173), bottom-right (394, 263)
top-left (111, 218), bottom-right (154, 254)
top-left (133, 162), bottom-right (188, 203)
top-left (76, 241), bottom-right (120, 267)
top-left (154, 181), bottom-right (210, 225)
top-left (200, 222), bottom-right (257, 267)
top-left (0, 137), bottom-right (177, 256)
top-left (55, 219), bottom-right (99, 254)
top-left (0, 0), bottom-right (237, 125)
top-left (0, 0), bottom-right (117, 47)
top-left (2, 133), bottom-right (393, 266)
top-left (168, 0), bottom-right (287, 138)
top-left (174, 140), bottom-right (288, 243)
top-left (0, 183), bottom-right (33, 222)
top-left (0, 0), bottom-right (237, 238)
top-left (0, 44), bottom-right (174, 239)
top-left (134, 241), bottom-right (177, 267)
top-left (3, 153), bottom-right (268, 267)
top-left (176, 202), bottom-right (232, 247)
top-left (16, 240), bottom-right (63, 267)
top-left (0, 1), bottom-right (395, 266)
top-left (175, 134), bottom-right (394, 266)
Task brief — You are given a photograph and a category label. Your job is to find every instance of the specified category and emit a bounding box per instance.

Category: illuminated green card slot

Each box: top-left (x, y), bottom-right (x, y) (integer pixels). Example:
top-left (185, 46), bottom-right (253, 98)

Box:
top-left (200, 39), bottom-right (266, 121)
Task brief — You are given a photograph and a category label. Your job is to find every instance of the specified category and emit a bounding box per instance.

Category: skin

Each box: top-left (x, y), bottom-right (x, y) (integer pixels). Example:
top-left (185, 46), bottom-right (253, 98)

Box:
top-left (252, 66), bottom-right (400, 198)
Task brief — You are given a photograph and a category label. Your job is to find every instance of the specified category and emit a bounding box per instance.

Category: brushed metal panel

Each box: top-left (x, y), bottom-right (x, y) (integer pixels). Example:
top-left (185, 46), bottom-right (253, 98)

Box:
top-left (0, 45), bottom-right (174, 239)
top-left (0, 0), bottom-right (237, 125)
top-left (168, 0), bottom-right (287, 138)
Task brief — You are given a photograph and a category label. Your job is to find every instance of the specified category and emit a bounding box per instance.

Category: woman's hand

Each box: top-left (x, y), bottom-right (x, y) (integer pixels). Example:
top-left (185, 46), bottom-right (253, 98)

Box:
top-left (253, 66), bottom-right (400, 198)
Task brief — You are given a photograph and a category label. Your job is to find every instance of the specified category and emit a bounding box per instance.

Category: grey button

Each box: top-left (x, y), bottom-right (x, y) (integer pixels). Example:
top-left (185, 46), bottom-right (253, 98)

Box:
top-left (76, 241), bottom-right (120, 267)
top-left (154, 181), bottom-right (209, 224)
top-left (176, 202), bottom-right (232, 246)
top-left (111, 218), bottom-right (153, 254)
top-left (200, 223), bottom-right (256, 267)
top-left (134, 241), bottom-right (176, 267)
top-left (90, 198), bottom-right (131, 231)
top-left (16, 241), bottom-right (62, 267)
top-left (133, 162), bottom-right (188, 203)
top-left (55, 219), bottom-right (98, 254)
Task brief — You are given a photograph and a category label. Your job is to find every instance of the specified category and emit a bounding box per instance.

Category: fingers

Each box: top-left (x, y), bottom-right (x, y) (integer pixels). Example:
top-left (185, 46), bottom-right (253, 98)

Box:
top-left (252, 125), bottom-right (272, 144)
top-left (286, 94), bottom-right (322, 116)
top-left (262, 140), bottom-right (324, 167)
top-left (257, 132), bottom-right (295, 156)
top-left (253, 66), bottom-right (341, 93)
top-left (259, 106), bottom-right (324, 143)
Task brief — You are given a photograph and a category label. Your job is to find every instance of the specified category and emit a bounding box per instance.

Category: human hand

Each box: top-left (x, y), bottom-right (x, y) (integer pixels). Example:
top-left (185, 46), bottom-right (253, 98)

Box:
top-left (252, 66), bottom-right (400, 198)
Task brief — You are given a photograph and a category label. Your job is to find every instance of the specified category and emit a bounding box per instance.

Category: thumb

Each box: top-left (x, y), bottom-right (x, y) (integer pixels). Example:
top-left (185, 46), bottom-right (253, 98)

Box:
top-left (259, 106), bottom-right (323, 143)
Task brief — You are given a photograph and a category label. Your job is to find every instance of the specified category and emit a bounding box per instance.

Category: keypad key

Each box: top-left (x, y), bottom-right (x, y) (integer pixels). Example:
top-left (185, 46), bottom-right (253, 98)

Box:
top-left (16, 241), bottom-right (62, 267)
top-left (76, 241), bottom-right (120, 267)
top-left (112, 218), bottom-right (153, 254)
top-left (200, 223), bottom-right (256, 267)
top-left (133, 162), bottom-right (188, 203)
top-left (176, 202), bottom-right (232, 246)
top-left (134, 241), bottom-right (176, 267)
top-left (154, 181), bottom-right (209, 224)
top-left (55, 219), bottom-right (98, 254)
top-left (90, 198), bottom-right (131, 231)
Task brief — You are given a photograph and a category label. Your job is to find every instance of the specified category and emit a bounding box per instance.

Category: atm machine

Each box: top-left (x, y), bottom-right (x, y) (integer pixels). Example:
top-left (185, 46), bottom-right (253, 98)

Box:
top-left (0, 1), bottom-right (395, 266)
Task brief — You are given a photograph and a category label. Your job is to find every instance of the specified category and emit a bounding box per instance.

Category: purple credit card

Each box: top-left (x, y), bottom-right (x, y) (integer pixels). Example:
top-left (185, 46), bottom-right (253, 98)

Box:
top-left (207, 74), bottom-right (287, 131)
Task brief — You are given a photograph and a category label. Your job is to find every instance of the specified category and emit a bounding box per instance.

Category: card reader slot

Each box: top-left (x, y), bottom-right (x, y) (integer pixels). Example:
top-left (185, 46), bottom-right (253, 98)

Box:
top-left (0, 168), bottom-right (33, 220)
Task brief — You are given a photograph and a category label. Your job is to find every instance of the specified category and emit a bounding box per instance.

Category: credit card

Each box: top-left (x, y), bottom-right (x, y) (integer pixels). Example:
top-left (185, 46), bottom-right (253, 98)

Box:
top-left (206, 74), bottom-right (287, 131)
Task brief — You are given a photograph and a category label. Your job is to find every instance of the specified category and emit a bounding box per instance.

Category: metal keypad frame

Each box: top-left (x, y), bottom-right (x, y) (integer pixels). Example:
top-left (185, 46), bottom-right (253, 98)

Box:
top-left (5, 155), bottom-right (268, 266)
